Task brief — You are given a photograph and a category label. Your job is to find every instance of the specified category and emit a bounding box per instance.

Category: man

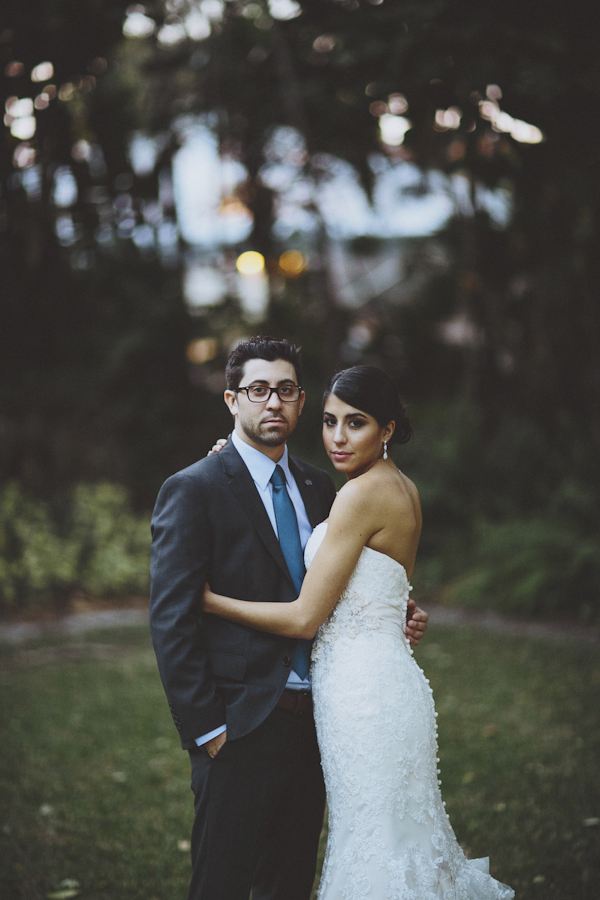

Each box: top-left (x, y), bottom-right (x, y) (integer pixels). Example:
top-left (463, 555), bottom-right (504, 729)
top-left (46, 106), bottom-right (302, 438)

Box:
top-left (150, 337), bottom-right (428, 900)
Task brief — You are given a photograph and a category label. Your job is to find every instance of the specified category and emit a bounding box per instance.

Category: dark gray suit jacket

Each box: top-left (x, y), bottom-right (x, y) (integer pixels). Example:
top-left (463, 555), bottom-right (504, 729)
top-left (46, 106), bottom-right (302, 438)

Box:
top-left (149, 440), bottom-right (336, 748)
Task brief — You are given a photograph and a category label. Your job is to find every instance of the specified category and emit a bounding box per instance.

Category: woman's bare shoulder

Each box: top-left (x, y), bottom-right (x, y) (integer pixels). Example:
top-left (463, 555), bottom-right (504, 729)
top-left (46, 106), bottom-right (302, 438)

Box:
top-left (330, 476), bottom-right (372, 519)
top-left (361, 466), bottom-right (422, 531)
top-left (330, 465), bottom-right (408, 524)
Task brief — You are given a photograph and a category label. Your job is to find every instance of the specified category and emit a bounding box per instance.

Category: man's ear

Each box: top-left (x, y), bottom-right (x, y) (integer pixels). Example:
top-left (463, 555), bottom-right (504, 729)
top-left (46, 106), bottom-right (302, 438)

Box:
top-left (224, 390), bottom-right (238, 417)
top-left (297, 390), bottom-right (306, 416)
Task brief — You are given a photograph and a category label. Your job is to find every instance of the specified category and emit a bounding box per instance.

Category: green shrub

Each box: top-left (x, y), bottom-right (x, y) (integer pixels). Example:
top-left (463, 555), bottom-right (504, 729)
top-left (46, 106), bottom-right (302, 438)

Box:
top-left (0, 483), bottom-right (150, 610)
top-left (71, 484), bottom-right (151, 596)
top-left (404, 401), bottom-right (600, 622)
top-left (447, 516), bottom-right (600, 621)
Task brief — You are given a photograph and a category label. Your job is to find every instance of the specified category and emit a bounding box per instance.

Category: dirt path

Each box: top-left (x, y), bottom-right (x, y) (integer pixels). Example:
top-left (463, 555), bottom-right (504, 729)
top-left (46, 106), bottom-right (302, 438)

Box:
top-left (0, 608), bottom-right (149, 645)
top-left (0, 604), bottom-right (597, 645)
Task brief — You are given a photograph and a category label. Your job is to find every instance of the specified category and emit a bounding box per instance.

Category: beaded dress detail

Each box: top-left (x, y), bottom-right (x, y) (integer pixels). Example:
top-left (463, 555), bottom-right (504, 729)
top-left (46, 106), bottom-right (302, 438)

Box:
top-left (305, 522), bottom-right (514, 900)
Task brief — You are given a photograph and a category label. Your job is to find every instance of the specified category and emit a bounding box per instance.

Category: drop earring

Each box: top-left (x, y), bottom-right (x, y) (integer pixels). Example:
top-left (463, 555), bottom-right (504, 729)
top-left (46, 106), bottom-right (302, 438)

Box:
top-left (383, 440), bottom-right (388, 460)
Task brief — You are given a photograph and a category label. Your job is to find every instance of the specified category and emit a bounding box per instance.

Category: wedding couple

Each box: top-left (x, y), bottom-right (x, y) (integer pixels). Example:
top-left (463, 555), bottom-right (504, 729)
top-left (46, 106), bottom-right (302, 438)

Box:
top-left (149, 336), bottom-right (513, 900)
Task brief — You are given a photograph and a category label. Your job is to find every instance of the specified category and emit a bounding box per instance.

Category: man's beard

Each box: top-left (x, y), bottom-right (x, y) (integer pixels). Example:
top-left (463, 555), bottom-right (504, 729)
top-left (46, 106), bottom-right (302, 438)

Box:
top-left (239, 415), bottom-right (293, 447)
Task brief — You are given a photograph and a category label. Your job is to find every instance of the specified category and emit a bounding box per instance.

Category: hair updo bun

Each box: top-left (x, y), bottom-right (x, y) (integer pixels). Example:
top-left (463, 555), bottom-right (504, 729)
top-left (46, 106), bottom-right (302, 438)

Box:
top-left (323, 366), bottom-right (412, 445)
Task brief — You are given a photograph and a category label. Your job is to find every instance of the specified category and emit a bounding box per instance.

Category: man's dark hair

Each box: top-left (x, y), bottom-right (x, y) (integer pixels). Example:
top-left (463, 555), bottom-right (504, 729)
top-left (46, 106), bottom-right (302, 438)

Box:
top-left (225, 337), bottom-right (303, 390)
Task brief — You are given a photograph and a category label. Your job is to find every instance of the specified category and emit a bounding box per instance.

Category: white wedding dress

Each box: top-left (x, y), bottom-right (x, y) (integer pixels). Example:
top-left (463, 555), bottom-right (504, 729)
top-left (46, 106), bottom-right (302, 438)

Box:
top-left (305, 522), bottom-right (514, 900)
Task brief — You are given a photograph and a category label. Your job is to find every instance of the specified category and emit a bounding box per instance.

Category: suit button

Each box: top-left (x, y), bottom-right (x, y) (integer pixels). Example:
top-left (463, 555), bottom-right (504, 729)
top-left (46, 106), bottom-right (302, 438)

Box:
top-left (283, 656), bottom-right (291, 667)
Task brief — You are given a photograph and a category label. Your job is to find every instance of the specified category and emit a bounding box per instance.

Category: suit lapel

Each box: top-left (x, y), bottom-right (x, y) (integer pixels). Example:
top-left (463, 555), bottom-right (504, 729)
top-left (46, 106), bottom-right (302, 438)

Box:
top-left (289, 456), bottom-right (328, 529)
top-left (219, 442), bottom-right (293, 587)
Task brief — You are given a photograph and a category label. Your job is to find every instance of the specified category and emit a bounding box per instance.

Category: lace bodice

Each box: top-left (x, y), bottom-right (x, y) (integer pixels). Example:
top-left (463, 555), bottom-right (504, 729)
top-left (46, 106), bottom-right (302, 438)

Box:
top-left (304, 520), bottom-right (414, 663)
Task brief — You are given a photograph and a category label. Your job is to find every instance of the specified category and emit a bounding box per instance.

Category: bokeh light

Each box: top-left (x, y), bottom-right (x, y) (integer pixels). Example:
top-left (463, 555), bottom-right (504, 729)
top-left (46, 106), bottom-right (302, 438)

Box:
top-left (379, 114), bottom-right (411, 146)
top-left (201, 0), bottom-right (224, 19)
top-left (123, 9), bottom-right (156, 38)
top-left (369, 101), bottom-right (388, 117)
top-left (184, 265), bottom-right (227, 310)
top-left (157, 18), bottom-right (187, 46)
top-left (313, 35), bottom-right (335, 52)
top-left (186, 337), bottom-right (219, 365)
top-left (388, 93), bottom-right (408, 115)
top-left (10, 117), bottom-right (36, 140)
top-left (31, 62), bottom-right (54, 82)
top-left (184, 11), bottom-right (211, 40)
top-left (58, 83), bottom-right (75, 102)
top-left (34, 93), bottom-right (50, 110)
top-left (236, 250), bottom-right (265, 275)
top-left (279, 249), bottom-right (307, 277)
top-left (5, 97), bottom-right (33, 118)
top-left (52, 167), bottom-right (78, 208)
top-left (5, 61), bottom-right (24, 77)
top-left (236, 254), bottom-right (269, 321)
top-left (268, 0), bottom-right (301, 20)
top-left (479, 98), bottom-right (543, 144)
top-left (13, 144), bottom-right (36, 168)
top-left (72, 140), bottom-right (92, 161)
top-left (435, 107), bottom-right (462, 130)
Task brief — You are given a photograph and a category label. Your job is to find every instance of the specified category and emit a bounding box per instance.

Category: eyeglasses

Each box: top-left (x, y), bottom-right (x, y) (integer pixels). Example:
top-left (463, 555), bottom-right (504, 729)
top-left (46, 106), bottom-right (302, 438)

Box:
top-left (235, 383), bottom-right (302, 403)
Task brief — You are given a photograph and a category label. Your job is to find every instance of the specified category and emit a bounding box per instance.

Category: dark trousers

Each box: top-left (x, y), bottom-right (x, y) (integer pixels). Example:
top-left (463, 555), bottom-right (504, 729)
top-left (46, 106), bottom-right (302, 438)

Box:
top-left (187, 704), bottom-right (326, 900)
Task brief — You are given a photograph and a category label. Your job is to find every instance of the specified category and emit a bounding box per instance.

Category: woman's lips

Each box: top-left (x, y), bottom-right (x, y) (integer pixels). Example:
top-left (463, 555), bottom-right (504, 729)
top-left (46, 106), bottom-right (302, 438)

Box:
top-left (332, 451), bottom-right (351, 460)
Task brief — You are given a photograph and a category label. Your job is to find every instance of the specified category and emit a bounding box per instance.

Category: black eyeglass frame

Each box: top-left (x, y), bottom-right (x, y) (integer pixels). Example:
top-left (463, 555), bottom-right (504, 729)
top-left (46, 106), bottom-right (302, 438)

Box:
top-left (234, 384), bottom-right (303, 403)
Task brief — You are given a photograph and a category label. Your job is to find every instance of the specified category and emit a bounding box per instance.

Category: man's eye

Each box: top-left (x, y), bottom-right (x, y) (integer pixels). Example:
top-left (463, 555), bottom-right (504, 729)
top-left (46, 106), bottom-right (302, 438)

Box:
top-left (251, 386), bottom-right (268, 395)
top-left (279, 387), bottom-right (293, 396)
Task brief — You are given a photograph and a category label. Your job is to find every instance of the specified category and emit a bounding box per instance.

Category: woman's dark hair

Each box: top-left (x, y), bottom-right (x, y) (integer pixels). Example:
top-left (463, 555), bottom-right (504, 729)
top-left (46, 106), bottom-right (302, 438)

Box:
top-left (323, 366), bottom-right (412, 445)
top-left (226, 336), bottom-right (302, 390)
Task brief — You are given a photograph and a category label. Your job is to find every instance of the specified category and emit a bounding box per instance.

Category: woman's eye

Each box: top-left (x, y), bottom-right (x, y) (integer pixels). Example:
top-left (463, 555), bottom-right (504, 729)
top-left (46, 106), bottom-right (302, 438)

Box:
top-left (350, 420), bottom-right (364, 428)
top-left (323, 417), bottom-right (335, 426)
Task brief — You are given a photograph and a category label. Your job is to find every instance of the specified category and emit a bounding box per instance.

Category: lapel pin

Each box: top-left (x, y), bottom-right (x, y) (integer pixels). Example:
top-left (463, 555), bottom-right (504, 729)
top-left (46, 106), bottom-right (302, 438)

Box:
top-left (305, 479), bottom-right (312, 486)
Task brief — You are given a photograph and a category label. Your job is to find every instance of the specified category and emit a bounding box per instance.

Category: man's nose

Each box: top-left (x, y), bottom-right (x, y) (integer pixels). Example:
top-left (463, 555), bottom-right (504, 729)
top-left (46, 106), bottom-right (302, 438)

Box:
top-left (265, 389), bottom-right (283, 409)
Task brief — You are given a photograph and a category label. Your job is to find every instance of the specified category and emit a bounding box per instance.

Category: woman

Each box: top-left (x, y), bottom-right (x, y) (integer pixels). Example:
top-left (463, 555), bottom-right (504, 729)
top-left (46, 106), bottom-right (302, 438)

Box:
top-left (203, 366), bottom-right (514, 900)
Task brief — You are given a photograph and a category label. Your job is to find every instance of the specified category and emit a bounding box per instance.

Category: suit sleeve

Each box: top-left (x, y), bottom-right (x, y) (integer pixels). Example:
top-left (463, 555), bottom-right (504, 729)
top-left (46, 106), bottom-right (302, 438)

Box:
top-left (317, 469), bottom-right (336, 517)
top-left (324, 472), bottom-right (336, 512)
top-left (149, 471), bottom-right (225, 745)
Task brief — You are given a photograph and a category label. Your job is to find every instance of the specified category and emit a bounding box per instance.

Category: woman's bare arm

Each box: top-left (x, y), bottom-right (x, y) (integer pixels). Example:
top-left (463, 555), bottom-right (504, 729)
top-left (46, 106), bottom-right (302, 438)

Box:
top-left (203, 481), bottom-right (378, 639)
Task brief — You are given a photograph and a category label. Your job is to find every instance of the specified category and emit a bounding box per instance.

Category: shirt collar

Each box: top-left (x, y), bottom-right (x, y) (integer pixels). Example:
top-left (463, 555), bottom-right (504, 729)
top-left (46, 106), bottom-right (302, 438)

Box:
top-left (231, 430), bottom-right (292, 492)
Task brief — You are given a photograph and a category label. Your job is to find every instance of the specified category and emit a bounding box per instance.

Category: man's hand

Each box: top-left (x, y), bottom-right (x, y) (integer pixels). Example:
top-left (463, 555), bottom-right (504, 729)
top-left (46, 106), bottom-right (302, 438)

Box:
top-left (207, 438), bottom-right (228, 456)
top-left (204, 730), bottom-right (227, 758)
top-left (406, 599), bottom-right (428, 647)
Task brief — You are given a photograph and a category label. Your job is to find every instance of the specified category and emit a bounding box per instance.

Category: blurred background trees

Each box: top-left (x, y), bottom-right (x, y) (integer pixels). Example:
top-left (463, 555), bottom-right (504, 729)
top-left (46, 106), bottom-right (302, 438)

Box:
top-left (1, 0), bottom-right (599, 618)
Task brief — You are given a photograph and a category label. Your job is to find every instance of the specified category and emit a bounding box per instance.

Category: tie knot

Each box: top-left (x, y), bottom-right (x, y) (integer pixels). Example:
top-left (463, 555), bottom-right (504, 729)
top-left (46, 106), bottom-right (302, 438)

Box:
top-left (270, 465), bottom-right (286, 488)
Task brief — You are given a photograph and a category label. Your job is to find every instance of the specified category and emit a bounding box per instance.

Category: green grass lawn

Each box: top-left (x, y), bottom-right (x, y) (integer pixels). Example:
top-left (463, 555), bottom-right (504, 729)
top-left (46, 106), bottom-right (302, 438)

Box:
top-left (1, 624), bottom-right (599, 900)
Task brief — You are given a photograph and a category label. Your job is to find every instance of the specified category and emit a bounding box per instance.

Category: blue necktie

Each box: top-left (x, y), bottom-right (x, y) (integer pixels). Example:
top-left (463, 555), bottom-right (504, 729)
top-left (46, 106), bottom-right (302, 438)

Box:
top-left (270, 465), bottom-right (312, 679)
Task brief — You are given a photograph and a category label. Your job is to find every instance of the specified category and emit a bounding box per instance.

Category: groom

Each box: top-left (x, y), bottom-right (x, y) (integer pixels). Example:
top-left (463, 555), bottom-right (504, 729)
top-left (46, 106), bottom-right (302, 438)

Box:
top-left (150, 336), bottom-right (428, 900)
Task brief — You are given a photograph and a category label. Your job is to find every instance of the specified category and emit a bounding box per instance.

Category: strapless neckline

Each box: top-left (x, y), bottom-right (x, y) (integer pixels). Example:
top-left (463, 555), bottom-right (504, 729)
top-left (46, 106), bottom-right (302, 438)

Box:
top-left (360, 543), bottom-right (408, 578)
top-left (308, 521), bottom-right (408, 581)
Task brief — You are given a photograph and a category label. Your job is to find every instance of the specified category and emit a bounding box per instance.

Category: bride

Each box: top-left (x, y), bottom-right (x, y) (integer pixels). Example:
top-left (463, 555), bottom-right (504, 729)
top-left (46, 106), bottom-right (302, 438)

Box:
top-left (204, 365), bottom-right (514, 900)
